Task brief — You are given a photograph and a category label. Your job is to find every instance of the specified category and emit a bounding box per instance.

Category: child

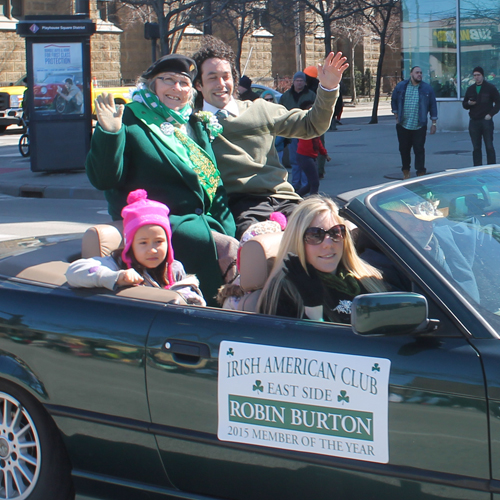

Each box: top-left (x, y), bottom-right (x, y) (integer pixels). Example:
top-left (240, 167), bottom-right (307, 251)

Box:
top-left (296, 100), bottom-right (331, 196)
top-left (66, 189), bottom-right (206, 306)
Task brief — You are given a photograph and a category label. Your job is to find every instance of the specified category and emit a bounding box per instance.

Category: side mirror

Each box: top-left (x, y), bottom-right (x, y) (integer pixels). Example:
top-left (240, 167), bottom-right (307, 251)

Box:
top-left (351, 292), bottom-right (436, 337)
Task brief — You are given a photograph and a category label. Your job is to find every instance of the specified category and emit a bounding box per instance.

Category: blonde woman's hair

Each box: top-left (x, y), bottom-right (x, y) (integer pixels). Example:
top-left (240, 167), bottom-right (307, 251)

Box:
top-left (257, 195), bottom-right (386, 317)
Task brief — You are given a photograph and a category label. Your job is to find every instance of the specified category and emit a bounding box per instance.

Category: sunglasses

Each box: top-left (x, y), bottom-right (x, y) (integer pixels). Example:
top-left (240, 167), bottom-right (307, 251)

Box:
top-left (303, 224), bottom-right (346, 245)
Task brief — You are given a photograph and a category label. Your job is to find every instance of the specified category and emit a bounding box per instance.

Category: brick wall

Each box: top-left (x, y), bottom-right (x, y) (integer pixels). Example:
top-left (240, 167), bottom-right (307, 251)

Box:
top-left (91, 31), bottom-right (122, 81)
top-left (0, 30), bottom-right (25, 83)
top-left (0, 0), bottom-right (401, 92)
top-left (119, 20), bottom-right (153, 82)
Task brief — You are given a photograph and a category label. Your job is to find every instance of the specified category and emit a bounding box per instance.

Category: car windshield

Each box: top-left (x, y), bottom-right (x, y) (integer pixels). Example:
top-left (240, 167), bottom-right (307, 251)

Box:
top-left (369, 166), bottom-right (500, 332)
top-left (41, 75), bottom-right (72, 84)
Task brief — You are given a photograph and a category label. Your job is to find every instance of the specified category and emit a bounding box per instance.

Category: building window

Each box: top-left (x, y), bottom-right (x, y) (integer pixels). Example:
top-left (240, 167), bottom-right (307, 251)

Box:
top-left (402, 0), bottom-right (500, 99)
top-left (401, 0), bottom-right (457, 97)
top-left (97, 0), bottom-right (113, 22)
top-left (0, 0), bottom-right (21, 19)
top-left (253, 8), bottom-right (270, 30)
top-left (74, 0), bottom-right (89, 15)
top-left (459, 0), bottom-right (500, 96)
top-left (252, 1), bottom-right (270, 30)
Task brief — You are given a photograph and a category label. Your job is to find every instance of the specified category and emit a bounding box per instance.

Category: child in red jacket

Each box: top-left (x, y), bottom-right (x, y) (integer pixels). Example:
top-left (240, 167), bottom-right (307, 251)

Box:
top-left (296, 101), bottom-right (331, 196)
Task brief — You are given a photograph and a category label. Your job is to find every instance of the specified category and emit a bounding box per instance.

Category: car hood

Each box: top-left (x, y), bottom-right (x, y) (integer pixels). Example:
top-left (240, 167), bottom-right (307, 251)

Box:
top-left (0, 234), bottom-right (81, 261)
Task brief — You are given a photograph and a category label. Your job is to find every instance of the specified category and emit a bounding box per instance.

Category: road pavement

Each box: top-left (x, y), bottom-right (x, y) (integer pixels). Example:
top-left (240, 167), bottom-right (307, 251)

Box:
top-left (0, 100), bottom-right (485, 205)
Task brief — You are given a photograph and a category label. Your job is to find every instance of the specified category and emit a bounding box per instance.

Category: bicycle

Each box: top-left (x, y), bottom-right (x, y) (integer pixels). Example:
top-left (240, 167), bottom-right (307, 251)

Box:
top-left (18, 115), bottom-right (30, 157)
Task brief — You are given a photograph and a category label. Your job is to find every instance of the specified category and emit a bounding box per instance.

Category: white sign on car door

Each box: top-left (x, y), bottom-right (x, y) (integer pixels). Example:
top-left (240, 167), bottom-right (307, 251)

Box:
top-left (218, 341), bottom-right (391, 463)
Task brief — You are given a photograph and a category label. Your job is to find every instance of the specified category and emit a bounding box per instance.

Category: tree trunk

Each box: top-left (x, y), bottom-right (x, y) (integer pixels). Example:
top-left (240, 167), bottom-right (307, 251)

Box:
top-left (160, 22), bottom-right (170, 55)
top-left (234, 14), bottom-right (248, 76)
top-left (323, 17), bottom-right (333, 56)
top-left (234, 43), bottom-right (242, 76)
top-left (369, 38), bottom-right (386, 124)
top-left (203, 0), bottom-right (212, 34)
top-left (350, 42), bottom-right (357, 104)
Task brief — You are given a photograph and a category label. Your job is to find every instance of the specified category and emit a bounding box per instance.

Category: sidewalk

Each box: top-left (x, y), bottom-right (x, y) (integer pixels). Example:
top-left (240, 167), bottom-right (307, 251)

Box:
top-left (319, 100), bottom-right (477, 195)
top-left (0, 100), bottom-right (480, 201)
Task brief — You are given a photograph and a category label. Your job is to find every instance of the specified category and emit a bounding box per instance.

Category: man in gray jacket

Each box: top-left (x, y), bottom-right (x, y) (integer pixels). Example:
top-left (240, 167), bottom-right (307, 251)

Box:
top-left (391, 66), bottom-right (438, 179)
top-left (193, 36), bottom-right (348, 237)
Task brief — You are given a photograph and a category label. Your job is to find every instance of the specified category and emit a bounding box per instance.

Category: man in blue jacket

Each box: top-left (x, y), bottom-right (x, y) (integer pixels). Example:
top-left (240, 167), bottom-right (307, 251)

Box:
top-left (391, 66), bottom-right (438, 179)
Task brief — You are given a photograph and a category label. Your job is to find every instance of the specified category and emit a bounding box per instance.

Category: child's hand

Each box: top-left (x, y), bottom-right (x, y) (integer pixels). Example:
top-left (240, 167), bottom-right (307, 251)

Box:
top-left (117, 269), bottom-right (144, 287)
top-left (326, 155), bottom-right (331, 162)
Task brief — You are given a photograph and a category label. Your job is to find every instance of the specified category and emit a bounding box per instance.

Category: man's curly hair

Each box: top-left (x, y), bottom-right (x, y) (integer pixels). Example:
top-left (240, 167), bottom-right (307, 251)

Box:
top-left (192, 36), bottom-right (239, 103)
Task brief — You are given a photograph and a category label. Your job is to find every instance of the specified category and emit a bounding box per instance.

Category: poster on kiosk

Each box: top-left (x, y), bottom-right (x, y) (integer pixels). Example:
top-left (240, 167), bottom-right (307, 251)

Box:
top-left (32, 43), bottom-right (85, 116)
top-left (17, 16), bottom-right (95, 172)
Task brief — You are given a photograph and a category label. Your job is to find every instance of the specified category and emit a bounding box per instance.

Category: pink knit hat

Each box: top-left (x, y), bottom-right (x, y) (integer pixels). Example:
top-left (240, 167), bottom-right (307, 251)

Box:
top-left (121, 189), bottom-right (174, 286)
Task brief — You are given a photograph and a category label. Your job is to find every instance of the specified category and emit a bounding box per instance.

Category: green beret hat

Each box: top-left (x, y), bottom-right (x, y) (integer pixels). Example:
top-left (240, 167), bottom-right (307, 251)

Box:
top-left (142, 54), bottom-right (198, 81)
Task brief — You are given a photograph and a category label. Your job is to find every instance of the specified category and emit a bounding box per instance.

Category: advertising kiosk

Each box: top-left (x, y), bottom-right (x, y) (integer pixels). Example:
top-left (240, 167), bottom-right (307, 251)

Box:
top-left (17, 16), bottom-right (95, 172)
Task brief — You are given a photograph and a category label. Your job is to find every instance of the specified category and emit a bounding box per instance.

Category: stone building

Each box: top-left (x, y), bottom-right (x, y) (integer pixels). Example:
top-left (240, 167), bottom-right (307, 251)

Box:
top-left (0, 0), bottom-right (122, 85)
top-left (0, 0), bottom-right (399, 96)
top-left (400, 0), bottom-right (500, 130)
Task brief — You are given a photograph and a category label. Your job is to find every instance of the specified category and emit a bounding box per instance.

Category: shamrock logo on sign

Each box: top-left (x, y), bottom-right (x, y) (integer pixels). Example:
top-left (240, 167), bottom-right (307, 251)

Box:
top-left (338, 390), bottom-right (349, 404)
top-left (253, 380), bottom-right (264, 392)
top-left (227, 348), bottom-right (234, 356)
top-left (372, 363), bottom-right (380, 372)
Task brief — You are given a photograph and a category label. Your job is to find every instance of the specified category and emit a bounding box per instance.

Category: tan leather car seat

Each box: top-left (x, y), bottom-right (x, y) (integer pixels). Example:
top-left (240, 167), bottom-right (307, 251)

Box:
top-left (81, 222), bottom-right (124, 258)
top-left (237, 232), bottom-right (283, 312)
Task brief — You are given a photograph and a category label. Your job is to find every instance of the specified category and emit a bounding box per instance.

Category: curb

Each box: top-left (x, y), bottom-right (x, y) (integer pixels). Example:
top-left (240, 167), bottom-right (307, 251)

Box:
top-left (0, 182), bottom-right (105, 200)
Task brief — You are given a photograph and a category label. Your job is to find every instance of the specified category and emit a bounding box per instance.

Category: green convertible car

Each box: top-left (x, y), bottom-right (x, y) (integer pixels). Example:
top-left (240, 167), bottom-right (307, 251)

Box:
top-left (1, 165), bottom-right (500, 500)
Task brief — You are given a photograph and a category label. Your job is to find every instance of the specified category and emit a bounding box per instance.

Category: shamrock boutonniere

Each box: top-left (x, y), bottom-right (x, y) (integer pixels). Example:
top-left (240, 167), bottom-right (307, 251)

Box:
top-left (160, 122), bottom-right (175, 136)
top-left (195, 111), bottom-right (223, 141)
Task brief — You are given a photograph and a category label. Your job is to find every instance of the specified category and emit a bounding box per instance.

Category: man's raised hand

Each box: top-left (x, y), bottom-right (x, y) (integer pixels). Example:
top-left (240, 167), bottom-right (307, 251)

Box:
top-left (317, 52), bottom-right (349, 90)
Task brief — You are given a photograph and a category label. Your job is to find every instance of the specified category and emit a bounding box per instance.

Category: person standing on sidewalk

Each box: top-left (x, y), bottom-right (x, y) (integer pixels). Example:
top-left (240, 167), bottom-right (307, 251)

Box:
top-left (304, 66), bottom-right (328, 179)
top-left (391, 66), bottom-right (437, 179)
top-left (279, 71), bottom-right (317, 191)
top-left (296, 100), bottom-right (331, 196)
top-left (462, 66), bottom-right (500, 166)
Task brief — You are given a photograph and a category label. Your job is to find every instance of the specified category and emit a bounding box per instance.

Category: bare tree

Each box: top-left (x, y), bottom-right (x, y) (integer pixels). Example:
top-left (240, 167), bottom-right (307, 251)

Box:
top-left (115, 0), bottom-right (230, 55)
top-left (218, 0), bottom-right (262, 75)
top-left (359, 0), bottom-right (399, 123)
top-left (300, 0), bottom-right (366, 56)
top-left (331, 14), bottom-right (367, 103)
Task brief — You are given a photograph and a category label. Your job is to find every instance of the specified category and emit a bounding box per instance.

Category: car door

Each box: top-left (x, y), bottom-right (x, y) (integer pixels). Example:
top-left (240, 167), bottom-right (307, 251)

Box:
top-left (0, 283), bottom-right (172, 490)
top-left (470, 338), bottom-right (500, 499)
top-left (146, 295), bottom-right (490, 500)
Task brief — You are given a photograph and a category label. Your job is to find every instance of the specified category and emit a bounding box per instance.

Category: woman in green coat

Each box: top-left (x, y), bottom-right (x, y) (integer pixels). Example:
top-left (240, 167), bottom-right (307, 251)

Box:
top-left (86, 54), bottom-right (236, 305)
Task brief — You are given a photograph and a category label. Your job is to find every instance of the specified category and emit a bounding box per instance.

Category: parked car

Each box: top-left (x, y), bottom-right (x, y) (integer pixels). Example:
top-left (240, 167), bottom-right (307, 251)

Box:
top-left (0, 76), bottom-right (26, 133)
top-left (33, 73), bottom-right (81, 110)
top-left (1, 165), bottom-right (500, 499)
top-left (251, 83), bottom-right (282, 103)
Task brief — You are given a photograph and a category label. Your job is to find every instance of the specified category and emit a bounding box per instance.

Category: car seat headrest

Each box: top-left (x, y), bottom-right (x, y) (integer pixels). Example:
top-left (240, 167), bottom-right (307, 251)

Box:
top-left (239, 232), bottom-right (283, 293)
top-left (81, 222), bottom-right (124, 258)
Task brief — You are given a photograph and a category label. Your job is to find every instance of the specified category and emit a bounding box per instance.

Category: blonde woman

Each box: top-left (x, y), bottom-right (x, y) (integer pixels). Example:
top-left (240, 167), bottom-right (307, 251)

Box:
top-left (257, 195), bottom-right (387, 323)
